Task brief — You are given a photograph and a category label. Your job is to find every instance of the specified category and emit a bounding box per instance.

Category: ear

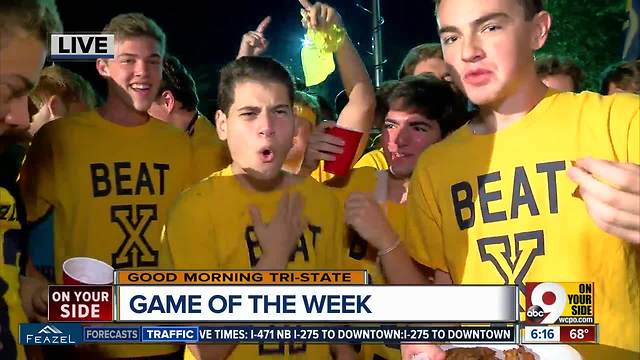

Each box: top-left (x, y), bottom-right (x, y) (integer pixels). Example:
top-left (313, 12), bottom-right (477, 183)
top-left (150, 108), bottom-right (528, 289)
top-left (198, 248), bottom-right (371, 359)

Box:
top-left (215, 110), bottom-right (228, 141)
top-left (96, 58), bottom-right (110, 78)
top-left (47, 95), bottom-right (68, 119)
top-left (530, 11), bottom-right (552, 50)
top-left (161, 91), bottom-right (176, 113)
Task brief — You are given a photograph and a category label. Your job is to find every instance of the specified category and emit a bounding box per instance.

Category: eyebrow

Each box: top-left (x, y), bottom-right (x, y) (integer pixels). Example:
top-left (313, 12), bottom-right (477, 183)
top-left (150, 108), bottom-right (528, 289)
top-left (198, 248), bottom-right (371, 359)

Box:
top-left (117, 53), bottom-right (161, 59)
top-left (236, 106), bottom-right (260, 112)
top-left (1, 74), bottom-right (36, 96)
top-left (438, 12), bottom-right (510, 34)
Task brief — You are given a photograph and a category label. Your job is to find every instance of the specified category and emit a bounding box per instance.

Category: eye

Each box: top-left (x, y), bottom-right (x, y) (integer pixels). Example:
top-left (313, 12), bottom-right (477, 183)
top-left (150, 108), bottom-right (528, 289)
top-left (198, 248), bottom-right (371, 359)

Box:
top-left (384, 122), bottom-right (396, 129)
top-left (240, 112), bottom-right (256, 117)
top-left (275, 109), bottom-right (290, 115)
top-left (120, 58), bottom-right (134, 64)
top-left (442, 35), bottom-right (458, 45)
top-left (148, 59), bottom-right (161, 65)
top-left (482, 24), bottom-right (501, 33)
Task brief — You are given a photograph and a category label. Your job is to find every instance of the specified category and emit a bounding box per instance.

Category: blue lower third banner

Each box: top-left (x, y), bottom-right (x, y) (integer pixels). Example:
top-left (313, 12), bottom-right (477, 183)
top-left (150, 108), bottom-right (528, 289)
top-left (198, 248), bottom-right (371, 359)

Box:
top-left (20, 324), bottom-right (516, 344)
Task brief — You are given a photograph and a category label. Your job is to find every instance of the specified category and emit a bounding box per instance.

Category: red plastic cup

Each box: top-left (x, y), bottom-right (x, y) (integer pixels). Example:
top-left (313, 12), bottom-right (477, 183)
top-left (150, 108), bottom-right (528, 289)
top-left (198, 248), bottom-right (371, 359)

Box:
top-left (323, 125), bottom-right (363, 176)
top-left (62, 257), bottom-right (114, 285)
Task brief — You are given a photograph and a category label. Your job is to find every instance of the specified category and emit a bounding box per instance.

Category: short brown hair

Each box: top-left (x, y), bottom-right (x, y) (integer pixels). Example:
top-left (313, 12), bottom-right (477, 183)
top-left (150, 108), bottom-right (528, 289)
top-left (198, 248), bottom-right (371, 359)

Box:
top-left (434, 0), bottom-right (544, 20)
top-left (536, 56), bottom-right (585, 91)
top-left (0, 0), bottom-right (62, 47)
top-left (103, 13), bottom-right (166, 56)
top-left (398, 43), bottom-right (443, 79)
top-left (217, 56), bottom-right (294, 115)
top-left (600, 60), bottom-right (640, 95)
top-left (29, 65), bottom-right (97, 109)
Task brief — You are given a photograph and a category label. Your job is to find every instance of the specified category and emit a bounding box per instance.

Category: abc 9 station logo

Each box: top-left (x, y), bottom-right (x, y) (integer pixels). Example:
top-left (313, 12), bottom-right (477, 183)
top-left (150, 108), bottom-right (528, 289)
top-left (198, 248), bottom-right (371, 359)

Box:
top-left (526, 282), bottom-right (567, 324)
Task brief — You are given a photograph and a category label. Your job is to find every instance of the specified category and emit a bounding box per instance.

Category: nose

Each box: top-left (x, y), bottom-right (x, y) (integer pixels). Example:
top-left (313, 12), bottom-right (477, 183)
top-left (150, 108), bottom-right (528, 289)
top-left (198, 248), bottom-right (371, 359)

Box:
top-left (3, 96), bottom-right (30, 130)
top-left (134, 59), bottom-right (149, 78)
top-left (461, 33), bottom-right (484, 63)
top-left (258, 112), bottom-right (275, 137)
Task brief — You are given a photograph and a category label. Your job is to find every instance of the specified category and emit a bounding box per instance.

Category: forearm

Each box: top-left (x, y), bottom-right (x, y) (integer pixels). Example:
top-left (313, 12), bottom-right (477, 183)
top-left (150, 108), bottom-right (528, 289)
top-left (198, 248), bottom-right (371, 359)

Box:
top-left (379, 241), bottom-right (431, 285)
top-left (335, 35), bottom-right (375, 134)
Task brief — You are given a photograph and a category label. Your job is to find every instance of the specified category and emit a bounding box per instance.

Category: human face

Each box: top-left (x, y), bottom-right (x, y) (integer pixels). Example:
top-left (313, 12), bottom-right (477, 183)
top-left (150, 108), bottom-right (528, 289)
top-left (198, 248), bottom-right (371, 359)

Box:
top-left (216, 81), bottom-right (294, 180)
top-left (382, 107), bottom-right (442, 178)
top-left (542, 74), bottom-right (575, 92)
top-left (97, 37), bottom-right (162, 112)
top-left (413, 58), bottom-right (451, 81)
top-left (437, 0), bottom-right (549, 106)
top-left (0, 33), bottom-right (47, 135)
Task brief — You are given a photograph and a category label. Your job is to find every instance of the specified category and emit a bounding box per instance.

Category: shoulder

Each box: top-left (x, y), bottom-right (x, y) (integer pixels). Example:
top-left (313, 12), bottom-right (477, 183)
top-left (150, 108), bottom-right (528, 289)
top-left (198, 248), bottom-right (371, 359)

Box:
top-left (550, 91), bottom-right (639, 113)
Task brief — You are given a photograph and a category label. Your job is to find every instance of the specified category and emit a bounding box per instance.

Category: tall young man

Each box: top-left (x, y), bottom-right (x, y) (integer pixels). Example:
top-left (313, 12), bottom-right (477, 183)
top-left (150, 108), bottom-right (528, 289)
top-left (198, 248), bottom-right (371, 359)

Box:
top-left (394, 1), bottom-right (639, 359)
top-left (20, 13), bottom-right (194, 359)
top-left (160, 56), bottom-right (352, 360)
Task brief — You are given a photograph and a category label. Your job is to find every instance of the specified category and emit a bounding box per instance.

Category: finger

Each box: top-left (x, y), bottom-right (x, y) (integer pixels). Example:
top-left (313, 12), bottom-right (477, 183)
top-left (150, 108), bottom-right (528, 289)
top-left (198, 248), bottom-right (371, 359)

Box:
top-left (256, 16), bottom-right (271, 33)
top-left (248, 32), bottom-right (266, 40)
top-left (248, 204), bottom-right (265, 230)
top-left (587, 209), bottom-right (640, 244)
top-left (298, 0), bottom-right (313, 10)
top-left (568, 166), bottom-right (640, 211)
top-left (575, 158), bottom-right (640, 193)
top-left (319, 5), bottom-right (328, 28)
top-left (308, 149), bottom-right (336, 162)
top-left (326, 7), bottom-right (336, 25)
top-left (310, 141), bottom-right (344, 155)
top-left (581, 191), bottom-right (640, 231)
top-left (308, 5), bottom-right (319, 28)
top-left (276, 192), bottom-right (291, 221)
top-left (314, 120), bottom-right (337, 133)
top-left (313, 132), bottom-right (345, 146)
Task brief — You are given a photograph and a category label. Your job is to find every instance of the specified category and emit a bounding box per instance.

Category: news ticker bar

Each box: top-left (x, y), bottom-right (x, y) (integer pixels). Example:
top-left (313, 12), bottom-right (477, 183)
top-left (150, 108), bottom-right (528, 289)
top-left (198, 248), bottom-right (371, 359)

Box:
top-left (115, 270), bottom-right (369, 284)
top-left (20, 323), bottom-right (601, 345)
top-left (21, 324), bottom-right (518, 345)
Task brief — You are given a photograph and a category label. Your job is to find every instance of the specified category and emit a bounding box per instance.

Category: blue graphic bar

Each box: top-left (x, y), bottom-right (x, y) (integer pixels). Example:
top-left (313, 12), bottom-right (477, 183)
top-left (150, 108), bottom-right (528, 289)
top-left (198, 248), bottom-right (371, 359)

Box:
top-left (83, 326), bottom-right (141, 343)
top-left (141, 326), bottom-right (199, 342)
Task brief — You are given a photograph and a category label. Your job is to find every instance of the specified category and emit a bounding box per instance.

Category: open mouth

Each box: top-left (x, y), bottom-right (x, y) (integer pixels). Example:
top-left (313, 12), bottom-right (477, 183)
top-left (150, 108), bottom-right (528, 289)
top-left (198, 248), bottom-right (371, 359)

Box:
top-left (391, 152), bottom-right (412, 160)
top-left (130, 83), bottom-right (151, 95)
top-left (259, 147), bottom-right (275, 163)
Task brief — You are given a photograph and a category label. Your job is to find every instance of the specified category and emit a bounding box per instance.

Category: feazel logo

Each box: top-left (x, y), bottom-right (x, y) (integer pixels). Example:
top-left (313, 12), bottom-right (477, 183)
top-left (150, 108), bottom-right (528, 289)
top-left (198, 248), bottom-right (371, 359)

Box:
top-left (49, 33), bottom-right (115, 60)
top-left (524, 282), bottom-right (595, 325)
top-left (20, 323), bottom-right (83, 345)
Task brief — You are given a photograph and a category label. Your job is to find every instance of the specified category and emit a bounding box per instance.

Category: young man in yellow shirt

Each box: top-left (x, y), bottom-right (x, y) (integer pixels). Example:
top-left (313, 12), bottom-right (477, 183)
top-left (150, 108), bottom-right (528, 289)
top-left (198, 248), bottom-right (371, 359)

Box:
top-left (387, 1), bottom-right (639, 359)
top-left (0, 1), bottom-right (63, 359)
top-left (161, 55), bottom-right (353, 360)
top-left (20, 13), bottom-right (198, 359)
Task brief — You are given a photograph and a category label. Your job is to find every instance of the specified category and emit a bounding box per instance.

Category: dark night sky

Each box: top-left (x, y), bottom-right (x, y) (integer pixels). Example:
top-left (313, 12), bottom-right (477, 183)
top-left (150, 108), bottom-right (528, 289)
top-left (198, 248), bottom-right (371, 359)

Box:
top-left (53, 0), bottom-right (439, 117)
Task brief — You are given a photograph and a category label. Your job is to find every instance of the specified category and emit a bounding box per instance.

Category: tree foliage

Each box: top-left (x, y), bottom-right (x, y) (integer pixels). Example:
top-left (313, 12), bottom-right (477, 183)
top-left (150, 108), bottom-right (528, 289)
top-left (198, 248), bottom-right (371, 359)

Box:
top-left (538, 0), bottom-right (627, 90)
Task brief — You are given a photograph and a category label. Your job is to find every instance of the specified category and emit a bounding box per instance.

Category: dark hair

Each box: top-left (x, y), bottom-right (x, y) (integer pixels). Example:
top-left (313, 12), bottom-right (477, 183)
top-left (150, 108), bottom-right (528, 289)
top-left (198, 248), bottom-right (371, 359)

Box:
top-left (0, 0), bottom-right (62, 46)
top-left (398, 43), bottom-right (443, 79)
top-left (159, 54), bottom-right (199, 112)
top-left (434, 0), bottom-right (543, 20)
top-left (383, 74), bottom-right (470, 136)
top-left (535, 56), bottom-right (585, 91)
top-left (217, 56), bottom-right (294, 115)
top-left (600, 60), bottom-right (640, 95)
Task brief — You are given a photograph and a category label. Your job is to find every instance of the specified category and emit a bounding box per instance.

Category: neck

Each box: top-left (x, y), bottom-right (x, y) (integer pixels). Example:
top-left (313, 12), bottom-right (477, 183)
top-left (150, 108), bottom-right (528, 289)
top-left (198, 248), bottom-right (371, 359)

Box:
top-left (98, 95), bottom-right (149, 127)
top-left (386, 169), bottom-right (410, 204)
top-left (170, 110), bottom-right (198, 131)
top-left (473, 74), bottom-right (548, 134)
top-left (231, 162), bottom-right (289, 192)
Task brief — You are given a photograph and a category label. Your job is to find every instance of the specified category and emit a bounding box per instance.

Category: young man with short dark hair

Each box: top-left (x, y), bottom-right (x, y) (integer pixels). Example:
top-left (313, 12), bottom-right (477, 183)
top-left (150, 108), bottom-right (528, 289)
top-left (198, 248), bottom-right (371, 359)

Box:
top-left (535, 55), bottom-right (584, 92)
top-left (396, 0), bottom-right (639, 359)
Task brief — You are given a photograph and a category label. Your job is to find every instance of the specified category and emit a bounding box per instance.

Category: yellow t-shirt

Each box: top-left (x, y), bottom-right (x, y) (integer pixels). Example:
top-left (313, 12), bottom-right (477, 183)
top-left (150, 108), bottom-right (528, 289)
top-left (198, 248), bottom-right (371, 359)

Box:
top-left (191, 114), bottom-right (231, 180)
top-left (0, 187), bottom-right (27, 360)
top-left (19, 110), bottom-right (197, 358)
top-left (404, 91), bottom-right (640, 357)
top-left (162, 165), bottom-right (345, 360)
top-left (354, 149), bottom-right (388, 170)
top-left (328, 168), bottom-right (404, 360)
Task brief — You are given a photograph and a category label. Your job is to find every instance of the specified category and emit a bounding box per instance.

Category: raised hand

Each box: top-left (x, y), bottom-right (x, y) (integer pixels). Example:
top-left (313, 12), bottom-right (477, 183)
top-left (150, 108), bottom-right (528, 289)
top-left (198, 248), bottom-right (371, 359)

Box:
top-left (345, 192), bottom-right (397, 251)
top-left (301, 121), bottom-right (344, 173)
top-left (568, 158), bottom-right (640, 244)
top-left (298, 0), bottom-right (343, 30)
top-left (249, 192), bottom-right (307, 266)
top-left (237, 16), bottom-right (271, 58)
